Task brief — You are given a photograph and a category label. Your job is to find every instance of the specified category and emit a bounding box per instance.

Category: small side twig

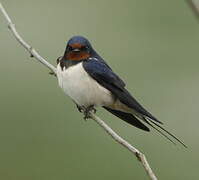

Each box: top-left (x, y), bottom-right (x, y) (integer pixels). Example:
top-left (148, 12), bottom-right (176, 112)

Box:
top-left (187, 0), bottom-right (199, 20)
top-left (0, 2), bottom-right (157, 180)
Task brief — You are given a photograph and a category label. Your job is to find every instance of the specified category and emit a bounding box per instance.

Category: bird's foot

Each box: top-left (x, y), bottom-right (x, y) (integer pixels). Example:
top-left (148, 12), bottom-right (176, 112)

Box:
top-left (83, 105), bottom-right (96, 120)
top-left (76, 104), bottom-right (96, 120)
top-left (76, 104), bottom-right (84, 113)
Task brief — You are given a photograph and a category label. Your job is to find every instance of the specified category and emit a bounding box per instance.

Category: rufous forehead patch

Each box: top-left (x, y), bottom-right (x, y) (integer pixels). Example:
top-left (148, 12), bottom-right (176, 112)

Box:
top-left (70, 43), bottom-right (83, 49)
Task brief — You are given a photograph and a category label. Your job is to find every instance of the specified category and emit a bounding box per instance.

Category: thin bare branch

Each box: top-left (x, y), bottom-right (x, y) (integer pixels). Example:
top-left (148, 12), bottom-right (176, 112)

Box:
top-left (0, 2), bottom-right (157, 180)
top-left (91, 113), bottom-right (157, 180)
top-left (0, 3), bottom-right (57, 74)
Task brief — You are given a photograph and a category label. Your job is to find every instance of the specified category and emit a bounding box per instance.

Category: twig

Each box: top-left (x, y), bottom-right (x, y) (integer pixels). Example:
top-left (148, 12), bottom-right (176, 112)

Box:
top-left (91, 113), bottom-right (157, 180)
top-left (0, 2), bottom-right (157, 180)
top-left (187, 0), bottom-right (199, 20)
top-left (0, 3), bottom-right (56, 74)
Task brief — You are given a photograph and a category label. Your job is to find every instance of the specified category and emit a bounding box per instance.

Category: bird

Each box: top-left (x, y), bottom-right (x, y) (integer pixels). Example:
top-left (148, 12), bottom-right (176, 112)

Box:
top-left (56, 35), bottom-right (187, 147)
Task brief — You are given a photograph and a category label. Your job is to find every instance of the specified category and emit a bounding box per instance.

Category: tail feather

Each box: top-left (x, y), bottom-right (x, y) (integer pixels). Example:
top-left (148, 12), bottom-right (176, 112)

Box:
top-left (103, 107), bottom-right (150, 132)
top-left (142, 118), bottom-right (176, 145)
top-left (144, 118), bottom-right (187, 148)
top-left (104, 106), bottom-right (187, 147)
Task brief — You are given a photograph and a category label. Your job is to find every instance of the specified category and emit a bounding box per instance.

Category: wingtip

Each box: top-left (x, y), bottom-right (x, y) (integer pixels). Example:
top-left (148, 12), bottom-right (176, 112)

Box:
top-left (151, 116), bottom-right (163, 125)
top-left (146, 113), bottom-right (163, 125)
top-left (145, 127), bottom-right (150, 132)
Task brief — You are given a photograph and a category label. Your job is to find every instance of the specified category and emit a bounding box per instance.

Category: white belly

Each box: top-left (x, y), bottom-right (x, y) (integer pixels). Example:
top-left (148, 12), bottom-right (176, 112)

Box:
top-left (57, 62), bottom-right (114, 107)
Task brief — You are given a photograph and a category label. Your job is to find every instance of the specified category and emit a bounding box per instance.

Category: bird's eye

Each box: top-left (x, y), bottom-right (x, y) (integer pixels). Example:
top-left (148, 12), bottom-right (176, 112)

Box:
top-left (81, 46), bottom-right (89, 51)
top-left (68, 46), bottom-right (73, 51)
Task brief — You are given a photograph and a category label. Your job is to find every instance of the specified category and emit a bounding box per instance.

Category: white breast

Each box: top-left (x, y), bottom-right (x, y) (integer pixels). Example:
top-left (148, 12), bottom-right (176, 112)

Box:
top-left (57, 62), bottom-right (114, 107)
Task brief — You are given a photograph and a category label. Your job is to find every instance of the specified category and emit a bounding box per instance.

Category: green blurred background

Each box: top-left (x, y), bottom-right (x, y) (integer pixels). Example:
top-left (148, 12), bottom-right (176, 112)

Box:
top-left (0, 0), bottom-right (198, 179)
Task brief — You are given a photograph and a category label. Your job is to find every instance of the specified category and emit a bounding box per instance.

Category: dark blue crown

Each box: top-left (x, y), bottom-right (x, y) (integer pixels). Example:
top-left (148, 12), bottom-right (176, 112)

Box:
top-left (67, 36), bottom-right (91, 47)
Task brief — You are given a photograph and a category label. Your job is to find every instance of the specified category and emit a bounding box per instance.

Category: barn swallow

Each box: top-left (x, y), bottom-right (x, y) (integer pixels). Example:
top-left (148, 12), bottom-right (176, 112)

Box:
top-left (56, 36), bottom-right (186, 147)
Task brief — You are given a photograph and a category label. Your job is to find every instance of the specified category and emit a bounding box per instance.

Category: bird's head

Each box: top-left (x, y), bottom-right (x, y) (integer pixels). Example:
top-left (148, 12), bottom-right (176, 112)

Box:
top-left (64, 36), bottom-right (93, 61)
